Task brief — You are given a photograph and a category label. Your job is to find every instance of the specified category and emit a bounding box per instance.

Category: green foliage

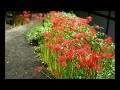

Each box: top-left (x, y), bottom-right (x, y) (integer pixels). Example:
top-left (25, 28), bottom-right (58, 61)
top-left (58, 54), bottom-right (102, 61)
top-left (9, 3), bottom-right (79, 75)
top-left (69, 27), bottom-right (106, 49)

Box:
top-left (96, 59), bottom-right (115, 79)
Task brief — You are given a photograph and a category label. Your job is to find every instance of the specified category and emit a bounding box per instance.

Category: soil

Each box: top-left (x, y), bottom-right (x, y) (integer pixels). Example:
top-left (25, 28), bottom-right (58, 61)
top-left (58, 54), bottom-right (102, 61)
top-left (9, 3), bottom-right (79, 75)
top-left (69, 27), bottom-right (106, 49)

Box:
top-left (5, 21), bottom-right (51, 79)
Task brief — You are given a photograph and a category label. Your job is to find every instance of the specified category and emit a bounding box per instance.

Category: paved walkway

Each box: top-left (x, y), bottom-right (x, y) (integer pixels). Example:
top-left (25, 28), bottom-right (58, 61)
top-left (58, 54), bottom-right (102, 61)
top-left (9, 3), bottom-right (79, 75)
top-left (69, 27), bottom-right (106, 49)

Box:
top-left (5, 21), bottom-right (51, 79)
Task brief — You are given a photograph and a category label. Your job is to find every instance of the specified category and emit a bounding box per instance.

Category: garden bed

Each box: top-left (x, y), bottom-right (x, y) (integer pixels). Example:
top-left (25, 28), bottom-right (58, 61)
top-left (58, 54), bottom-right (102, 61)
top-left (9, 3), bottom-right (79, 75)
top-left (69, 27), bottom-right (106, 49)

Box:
top-left (26, 11), bottom-right (115, 79)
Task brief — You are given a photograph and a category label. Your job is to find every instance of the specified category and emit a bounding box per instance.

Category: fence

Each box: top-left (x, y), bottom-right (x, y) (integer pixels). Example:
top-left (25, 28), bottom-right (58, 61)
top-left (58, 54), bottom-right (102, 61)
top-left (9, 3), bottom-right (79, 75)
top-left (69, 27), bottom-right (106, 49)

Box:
top-left (74, 11), bottom-right (115, 43)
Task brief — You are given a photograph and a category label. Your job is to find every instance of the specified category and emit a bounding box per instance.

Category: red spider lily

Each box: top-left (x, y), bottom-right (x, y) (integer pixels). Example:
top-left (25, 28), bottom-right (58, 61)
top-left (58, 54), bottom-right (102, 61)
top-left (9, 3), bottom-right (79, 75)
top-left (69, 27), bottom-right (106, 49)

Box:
top-left (103, 45), bottom-right (110, 50)
top-left (32, 14), bottom-right (37, 18)
top-left (78, 18), bottom-right (88, 27)
top-left (91, 32), bottom-right (96, 36)
top-left (53, 44), bottom-right (62, 52)
top-left (85, 36), bottom-right (91, 41)
top-left (82, 41), bottom-right (91, 49)
top-left (43, 14), bottom-right (47, 17)
top-left (69, 46), bottom-right (77, 53)
top-left (24, 14), bottom-right (30, 18)
top-left (44, 37), bottom-right (50, 41)
top-left (46, 42), bottom-right (53, 48)
top-left (86, 16), bottom-right (92, 20)
top-left (35, 66), bottom-right (43, 74)
top-left (19, 14), bottom-right (23, 17)
top-left (23, 11), bottom-right (27, 14)
top-left (25, 18), bottom-right (30, 23)
top-left (96, 51), bottom-right (103, 56)
top-left (89, 28), bottom-right (97, 36)
top-left (86, 16), bottom-right (92, 23)
top-left (63, 40), bottom-right (73, 46)
top-left (72, 25), bottom-right (77, 32)
top-left (90, 52), bottom-right (101, 62)
top-left (42, 31), bottom-right (49, 36)
top-left (62, 51), bottom-right (74, 60)
top-left (105, 36), bottom-right (113, 44)
top-left (75, 49), bottom-right (87, 56)
top-left (104, 53), bottom-right (114, 59)
top-left (60, 61), bottom-right (67, 67)
top-left (94, 25), bottom-right (100, 29)
top-left (82, 58), bottom-right (94, 67)
top-left (65, 28), bottom-right (70, 31)
top-left (73, 33), bottom-right (81, 39)
top-left (79, 32), bottom-right (87, 37)
top-left (91, 64), bottom-right (102, 71)
top-left (48, 34), bottom-right (55, 39)
top-left (56, 36), bottom-right (63, 43)
top-left (35, 16), bottom-right (40, 20)
top-left (38, 13), bottom-right (43, 17)
top-left (57, 56), bottom-right (65, 62)
top-left (48, 11), bottom-right (57, 16)
top-left (54, 70), bottom-right (61, 77)
top-left (89, 28), bottom-right (95, 32)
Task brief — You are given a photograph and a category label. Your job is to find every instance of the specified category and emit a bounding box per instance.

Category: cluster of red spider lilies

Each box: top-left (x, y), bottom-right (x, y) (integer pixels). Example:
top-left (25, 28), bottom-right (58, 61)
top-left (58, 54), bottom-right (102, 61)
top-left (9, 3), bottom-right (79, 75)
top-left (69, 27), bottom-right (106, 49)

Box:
top-left (35, 11), bottom-right (115, 79)
top-left (22, 11), bottom-right (115, 79)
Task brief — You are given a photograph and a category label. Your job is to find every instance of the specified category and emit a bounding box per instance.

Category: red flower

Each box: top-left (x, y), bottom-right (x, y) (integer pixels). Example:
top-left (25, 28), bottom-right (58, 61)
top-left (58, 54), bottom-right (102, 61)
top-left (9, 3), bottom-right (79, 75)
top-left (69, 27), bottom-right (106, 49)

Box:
top-left (56, 36), bottom-right (63, 43)
top-left (90, 52), bottom-right (101, 62)
top-left (23, 11), bottom-right (27, 14)
top-left (86, 16), bottom-right (92, 23)
top-left (75, 49), bottom-right (86, 56)
top-left (38, 13), bottom-right (43, 17)
top-left (103, 45), bottom-right (110, 50)
top-left (63, 40), bottom-right (73, 46)
top-left (96, 51), bottom-right (103, 56)
top-left (89, 28), bottom-right (97, 36)
top-left (85, 36), bottom-right (90, 41)
top-left (42, 31), bottom-right (49, 36)
top-left (54, 70), bottom-right (61, 77)
top-left (94, 25), bottom-right (100, 29)
top-left (60, 61), bottom-right (67, 67)
top-left (35, 66), bottom-right (43, 74)
top-left (73, 33), bottom-right (81, 39)
top-left (92, 64), bottom-right (102, 71)
top-left (105, 36), bottom-right (113, 44)
top-left (19, 14), bottom-right (23, 17)
top-left (35, 16), bottom-right (40, 20)
top-left (82, 58), bottom-right (93, 67)
top-left (86, 16), bottom-right (92, 20)
top-left (63, 51), bottom-right (74, 60)
top-left (25, 18), bottom-right (30, 23)
top-left (58, 56), bottom-right (65, 62)
top-left (46, 42), bottom-right (53, 48)
top-left (104, 53), bottom-right (114, 59)
top-left (54, 44), bottom-right (62, 52)
top-left (32, 14), bottom-right (37, 18)
top-left (89, 28), bottom-right (95, 32)
top-left (79, 32), bottom-right (87, 37)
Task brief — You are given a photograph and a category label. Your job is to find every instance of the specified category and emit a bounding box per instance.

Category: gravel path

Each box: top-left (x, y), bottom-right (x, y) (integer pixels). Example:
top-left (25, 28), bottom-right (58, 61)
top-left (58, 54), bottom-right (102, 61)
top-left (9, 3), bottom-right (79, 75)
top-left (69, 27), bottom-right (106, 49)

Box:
top-left (5, 21), bottom-right (50, 79)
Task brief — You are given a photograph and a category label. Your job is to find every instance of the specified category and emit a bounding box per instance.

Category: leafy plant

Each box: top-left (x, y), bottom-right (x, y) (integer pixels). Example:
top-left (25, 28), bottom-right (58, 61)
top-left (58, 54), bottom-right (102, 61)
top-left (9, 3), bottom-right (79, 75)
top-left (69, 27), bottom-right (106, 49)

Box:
top-left (26, 11), bottom-right (115, 79)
